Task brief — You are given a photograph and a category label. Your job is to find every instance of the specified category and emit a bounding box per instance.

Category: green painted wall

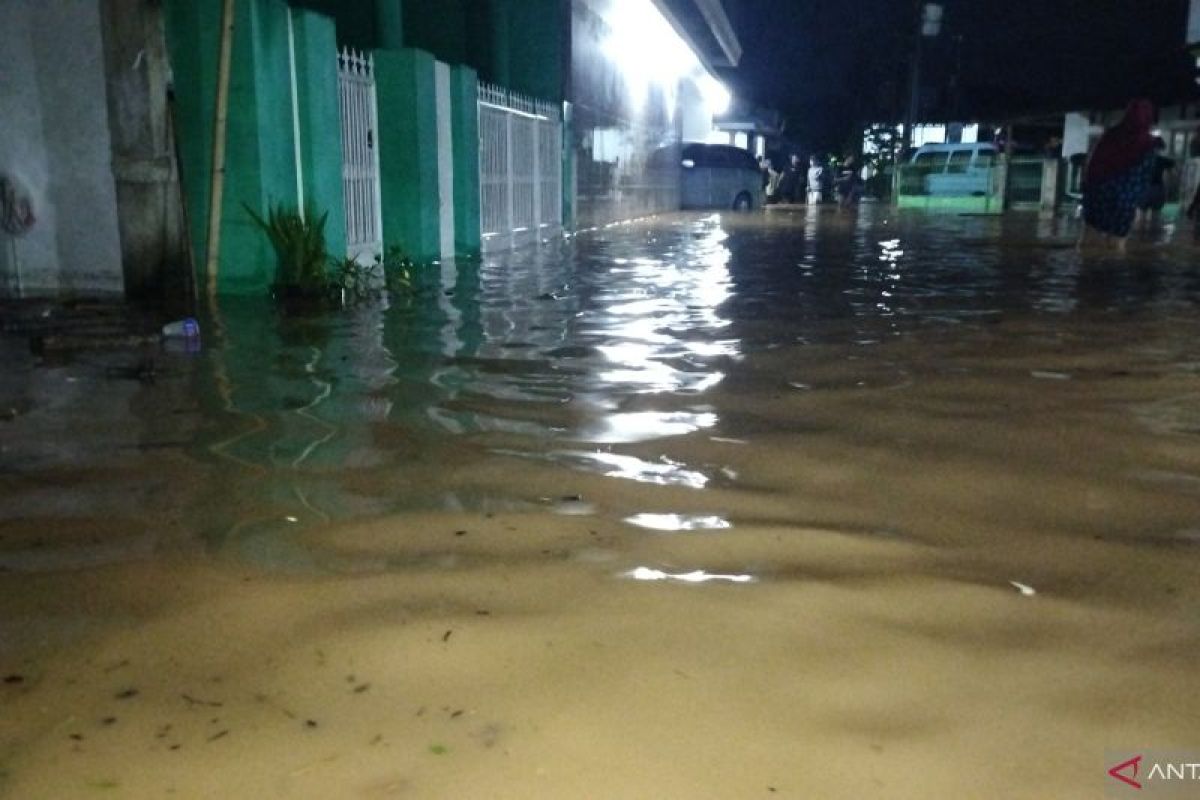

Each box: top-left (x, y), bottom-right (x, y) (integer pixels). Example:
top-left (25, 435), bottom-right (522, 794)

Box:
top-left (165, 0), bottom-right (351, 294)
top-left (293, 10), bottom-right (346, 258)
top-left (165, 0), bottom-right (296, 294)
top-left (375, 48), bottom-right (441, 263)
top-left (450, 66), bottom-right (481, 256)
top-left (238, 0), bottom-right (298, 293)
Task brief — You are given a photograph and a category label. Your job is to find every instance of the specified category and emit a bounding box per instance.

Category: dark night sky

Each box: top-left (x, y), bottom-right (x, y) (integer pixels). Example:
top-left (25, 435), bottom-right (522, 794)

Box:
top-left (720, 0), bottom-right (1197, 150)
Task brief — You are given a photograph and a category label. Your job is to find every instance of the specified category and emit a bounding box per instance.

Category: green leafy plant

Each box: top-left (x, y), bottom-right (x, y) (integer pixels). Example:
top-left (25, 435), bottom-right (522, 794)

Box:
top-left (379, 246), bottom-right (414, 294)
top-left (331, 255), bottom-right (378, 301)
top-left (245, 203), bottom-right (331, 296)
top-left (329, 245), bottom-right (416, 304)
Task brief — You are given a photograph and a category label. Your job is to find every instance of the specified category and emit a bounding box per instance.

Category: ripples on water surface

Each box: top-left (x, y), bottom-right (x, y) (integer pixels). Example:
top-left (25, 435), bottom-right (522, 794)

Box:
top-left (2, 208), bottom-right (1200, 798)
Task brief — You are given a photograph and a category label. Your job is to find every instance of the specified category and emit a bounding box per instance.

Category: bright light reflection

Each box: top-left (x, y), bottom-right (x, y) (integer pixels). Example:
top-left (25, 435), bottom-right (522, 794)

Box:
top-left (624, 514), bottom-right (732, 531)
top-left (574, 411), bottom-right (718, 444)
top-left (625, 566), bottom-right (755, 584)
top-left (595, 218), bottom-right (734, 395)
top-left (556, 450), bottom-right (709, 488)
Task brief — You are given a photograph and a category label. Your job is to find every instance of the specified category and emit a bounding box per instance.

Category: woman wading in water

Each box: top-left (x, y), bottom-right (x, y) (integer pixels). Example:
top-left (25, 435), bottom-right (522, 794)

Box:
top-left (1079, 99), bottom-right (1158, 254)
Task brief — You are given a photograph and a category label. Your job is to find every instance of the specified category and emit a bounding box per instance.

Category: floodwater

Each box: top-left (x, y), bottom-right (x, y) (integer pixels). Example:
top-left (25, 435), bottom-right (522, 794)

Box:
top-left (2, 207), bottom-right (1200, 798)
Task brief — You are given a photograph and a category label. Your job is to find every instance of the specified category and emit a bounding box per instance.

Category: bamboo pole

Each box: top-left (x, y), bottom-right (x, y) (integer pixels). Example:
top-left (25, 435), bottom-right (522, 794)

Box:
top-left (204, 0), bottom-right (236, 305)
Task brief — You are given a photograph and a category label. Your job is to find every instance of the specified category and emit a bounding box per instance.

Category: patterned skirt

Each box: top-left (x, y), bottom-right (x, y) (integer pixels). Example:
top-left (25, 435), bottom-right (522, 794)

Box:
top-left (1083, 153), bottom-right (1155, 238)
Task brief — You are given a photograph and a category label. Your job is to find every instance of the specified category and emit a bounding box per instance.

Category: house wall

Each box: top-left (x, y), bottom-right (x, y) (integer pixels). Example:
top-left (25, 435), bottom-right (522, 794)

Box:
top-left (570, 0), bottom-right (683, 229)
top-left (0, 0), bottom-right (124, 297)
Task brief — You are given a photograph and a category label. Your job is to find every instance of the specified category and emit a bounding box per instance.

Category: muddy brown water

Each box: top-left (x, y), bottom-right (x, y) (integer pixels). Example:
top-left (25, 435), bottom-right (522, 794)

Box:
top-left (1, 208), bottom-right (1199, 798)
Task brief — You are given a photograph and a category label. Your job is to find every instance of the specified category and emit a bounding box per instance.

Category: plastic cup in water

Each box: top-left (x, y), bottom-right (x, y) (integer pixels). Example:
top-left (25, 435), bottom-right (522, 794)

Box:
top-left (162, 318), bottom-right (200, 338)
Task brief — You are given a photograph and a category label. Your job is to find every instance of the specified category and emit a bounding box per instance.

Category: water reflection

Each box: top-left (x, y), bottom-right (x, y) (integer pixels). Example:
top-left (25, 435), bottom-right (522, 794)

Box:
top-left (624, 566), bottom-right (755, 584)
top-left (624, 513), bottom-right (732, 531)
top-left (7, 207), bottom-right (1200, 568)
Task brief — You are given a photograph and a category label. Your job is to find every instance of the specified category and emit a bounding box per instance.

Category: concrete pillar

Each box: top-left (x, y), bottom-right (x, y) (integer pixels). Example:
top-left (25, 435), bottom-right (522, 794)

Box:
top-left (291, 9), bottom-right (346, 259)
top-left (99, 0), bottom-right (191, 303)
top-left (1180, 158), bottom-right (1200, 225)
top-left (450, 65), bottom-right (481, 256)
top-left (1039, 158), bottom-right (1060, 219)
top-left (990, 157), bottom-right (1009, 214)
top-left (374, 48), bottom-right (441, 263)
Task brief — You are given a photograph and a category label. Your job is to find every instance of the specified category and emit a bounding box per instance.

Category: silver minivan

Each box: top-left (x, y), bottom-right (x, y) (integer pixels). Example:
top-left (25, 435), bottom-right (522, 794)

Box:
top-left (680, 144), bottom-right (764, 211)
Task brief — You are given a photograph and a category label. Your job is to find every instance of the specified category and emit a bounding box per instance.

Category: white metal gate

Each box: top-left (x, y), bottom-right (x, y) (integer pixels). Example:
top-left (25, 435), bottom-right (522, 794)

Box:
top-left (337, 48), bottom-right (382, 261)
top-left (478, 82), bottom-right (562, 254)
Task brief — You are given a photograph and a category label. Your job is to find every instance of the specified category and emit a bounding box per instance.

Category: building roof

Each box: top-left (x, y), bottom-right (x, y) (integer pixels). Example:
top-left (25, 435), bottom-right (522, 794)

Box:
top-left (655, 0), bottom-right (742, 70)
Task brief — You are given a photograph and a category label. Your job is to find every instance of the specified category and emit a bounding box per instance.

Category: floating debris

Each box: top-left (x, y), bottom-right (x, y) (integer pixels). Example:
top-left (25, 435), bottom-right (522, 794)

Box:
top-left (114, 688), bottom-right (138, 700)
top-left (1031, 371), bottom-right (1071, 381)
top-left (1009, 581), bottom-right (1037, 597)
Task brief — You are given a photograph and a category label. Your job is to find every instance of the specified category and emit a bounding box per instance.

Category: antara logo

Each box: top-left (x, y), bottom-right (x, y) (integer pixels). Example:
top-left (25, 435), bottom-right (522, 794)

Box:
top-left (1109, 755), bottom-right (1143, 790)
top-left (1107, 752), bottom-right (1200, 794)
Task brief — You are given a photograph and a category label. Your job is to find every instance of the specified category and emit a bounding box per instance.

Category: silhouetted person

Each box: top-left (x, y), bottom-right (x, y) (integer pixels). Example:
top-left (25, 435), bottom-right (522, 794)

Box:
top-left (777, 154), bottom-right (805, 204)
top-left (835, 156), bottom-right (863, 210)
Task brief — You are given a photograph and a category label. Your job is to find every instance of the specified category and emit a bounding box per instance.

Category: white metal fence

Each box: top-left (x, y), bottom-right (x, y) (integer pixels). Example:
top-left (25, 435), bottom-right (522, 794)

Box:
top-left (478, 82), bottom-right (562, 253)
top-left (337, 48), bottom-right (382, 261)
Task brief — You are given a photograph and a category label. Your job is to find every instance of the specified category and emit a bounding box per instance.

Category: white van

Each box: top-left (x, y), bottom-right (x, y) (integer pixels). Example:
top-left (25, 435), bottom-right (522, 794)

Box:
top-left (909, 143), bottom-right (997, 196)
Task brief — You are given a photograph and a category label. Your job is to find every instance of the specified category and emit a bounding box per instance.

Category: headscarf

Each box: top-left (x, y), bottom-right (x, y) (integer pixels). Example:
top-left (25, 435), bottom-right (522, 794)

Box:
top-left (1084, 99), bottom-right (1156, 188)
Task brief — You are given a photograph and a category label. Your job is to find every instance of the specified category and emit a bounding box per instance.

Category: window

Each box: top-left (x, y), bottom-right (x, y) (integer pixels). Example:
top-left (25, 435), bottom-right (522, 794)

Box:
top-left (913, 151), bottom-right (948, 169)
top-left (974, 149), bottom-right (996, 170)
top-left (947, 150), bottom-right (973, 173)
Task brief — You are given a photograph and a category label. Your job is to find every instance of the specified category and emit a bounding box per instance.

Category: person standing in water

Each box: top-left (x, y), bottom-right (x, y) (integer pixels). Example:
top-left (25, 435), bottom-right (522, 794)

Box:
top-left (806, 156), bottom-right (825, 206)
top-left (835, 155), bottom-right (863, 210)
top-left (1079, 99), bottom-right (1158, 253)
top-left (1135, 137), bottom-right (1174, 229)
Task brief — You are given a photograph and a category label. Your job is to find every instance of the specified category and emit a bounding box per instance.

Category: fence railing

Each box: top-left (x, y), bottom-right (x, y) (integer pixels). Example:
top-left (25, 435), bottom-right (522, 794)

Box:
top-left (337, 48), bottom-right (382, 261)
top-left (478, 82), bottom-right (562, 254)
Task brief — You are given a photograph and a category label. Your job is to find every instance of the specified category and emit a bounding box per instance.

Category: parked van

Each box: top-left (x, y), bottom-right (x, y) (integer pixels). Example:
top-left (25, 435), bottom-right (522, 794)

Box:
top-left (909, 143), bottom-right (997, 196)
top-left (679, 144), bottom-right (763, 210)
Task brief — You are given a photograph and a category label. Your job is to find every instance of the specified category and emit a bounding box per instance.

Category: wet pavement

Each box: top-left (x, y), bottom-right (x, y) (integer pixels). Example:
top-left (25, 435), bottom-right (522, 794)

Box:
top-left (2, 207), bottom-right (1200, 797)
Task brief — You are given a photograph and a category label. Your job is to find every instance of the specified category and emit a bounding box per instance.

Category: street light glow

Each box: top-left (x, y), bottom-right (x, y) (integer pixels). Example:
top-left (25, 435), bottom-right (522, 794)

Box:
top-left (604, 0), bottom-right (732, 114)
